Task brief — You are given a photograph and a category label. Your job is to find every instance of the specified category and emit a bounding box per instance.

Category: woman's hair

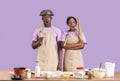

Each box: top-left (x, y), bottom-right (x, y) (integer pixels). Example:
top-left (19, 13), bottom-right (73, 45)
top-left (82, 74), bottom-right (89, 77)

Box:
top-left (66, 16), bottom-right (77, 25)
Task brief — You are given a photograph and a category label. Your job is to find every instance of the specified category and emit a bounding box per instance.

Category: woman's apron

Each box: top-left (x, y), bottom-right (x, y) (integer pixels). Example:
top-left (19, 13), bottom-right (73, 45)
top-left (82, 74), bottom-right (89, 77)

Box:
top-left (37, 26), bottom-right (58, 71)
top-left (63, 32), bottom-right (84, 72)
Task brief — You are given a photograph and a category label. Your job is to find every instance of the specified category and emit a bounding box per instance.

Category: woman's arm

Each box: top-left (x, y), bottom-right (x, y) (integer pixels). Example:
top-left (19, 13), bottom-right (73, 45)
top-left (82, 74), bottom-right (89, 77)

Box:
top-left (61, 40), bottom-right (84, 50)
top-left (67, 40), bottom-right (84, 50)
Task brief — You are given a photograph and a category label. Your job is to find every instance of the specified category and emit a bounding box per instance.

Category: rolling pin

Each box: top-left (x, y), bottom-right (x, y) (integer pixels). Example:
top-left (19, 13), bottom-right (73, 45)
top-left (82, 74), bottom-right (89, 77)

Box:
top-left (78, 18), bottom-right (83, 40)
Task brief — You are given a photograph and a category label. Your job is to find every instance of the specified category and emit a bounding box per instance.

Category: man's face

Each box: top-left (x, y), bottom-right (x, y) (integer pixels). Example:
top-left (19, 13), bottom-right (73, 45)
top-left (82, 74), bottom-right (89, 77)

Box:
top-left (42, 15), bottom-right (52, 26)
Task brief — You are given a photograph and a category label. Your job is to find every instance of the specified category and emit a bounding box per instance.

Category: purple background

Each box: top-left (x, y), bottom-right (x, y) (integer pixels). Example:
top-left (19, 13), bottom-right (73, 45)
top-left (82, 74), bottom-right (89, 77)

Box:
top-left (0, 0), bottom-right (120, 71)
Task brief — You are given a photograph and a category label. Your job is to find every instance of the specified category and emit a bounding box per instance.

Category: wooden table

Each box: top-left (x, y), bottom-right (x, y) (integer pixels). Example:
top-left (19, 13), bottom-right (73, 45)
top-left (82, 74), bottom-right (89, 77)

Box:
top-left (0, 70), bottom-right (120, 81)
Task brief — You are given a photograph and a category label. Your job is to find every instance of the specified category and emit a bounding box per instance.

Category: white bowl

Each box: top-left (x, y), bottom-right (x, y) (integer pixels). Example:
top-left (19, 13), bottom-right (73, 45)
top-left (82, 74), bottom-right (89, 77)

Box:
top-left (93, 68), bottom-right (106, 79)
top-left (40, 71), bottom-right (62, 78)
top-left (74, 71), bottom-right (85, 79)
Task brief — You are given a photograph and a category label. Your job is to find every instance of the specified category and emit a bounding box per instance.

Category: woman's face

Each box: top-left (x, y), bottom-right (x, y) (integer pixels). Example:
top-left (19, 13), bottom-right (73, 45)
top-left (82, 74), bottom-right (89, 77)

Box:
top-left (68, 18), bottom-right (76, 30)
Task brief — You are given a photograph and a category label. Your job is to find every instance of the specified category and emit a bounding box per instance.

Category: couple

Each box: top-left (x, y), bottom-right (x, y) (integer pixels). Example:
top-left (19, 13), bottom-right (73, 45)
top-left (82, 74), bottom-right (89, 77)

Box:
top-left (32, 9), bottom-right (87, 72)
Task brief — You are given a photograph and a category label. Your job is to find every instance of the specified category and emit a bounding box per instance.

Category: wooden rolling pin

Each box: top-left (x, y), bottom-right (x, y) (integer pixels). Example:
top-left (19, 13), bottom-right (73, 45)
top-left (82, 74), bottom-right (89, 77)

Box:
top-left (78, 18), bottom-right (83, 40)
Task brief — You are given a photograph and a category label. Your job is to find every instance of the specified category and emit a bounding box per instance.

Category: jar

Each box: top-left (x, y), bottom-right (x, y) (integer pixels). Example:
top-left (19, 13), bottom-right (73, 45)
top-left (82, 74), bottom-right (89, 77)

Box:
top-left (84, 69), bottom-right (89, 78)
top-left (74, 67), bottom-right (85, 78)
top-left (25, 68), bottom-right (31, 79)
top-left (88, 69), bottom-right (94, 79)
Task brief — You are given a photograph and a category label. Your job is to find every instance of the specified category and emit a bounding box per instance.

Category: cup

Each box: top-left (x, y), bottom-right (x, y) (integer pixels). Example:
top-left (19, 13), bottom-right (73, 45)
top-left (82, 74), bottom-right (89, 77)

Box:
top-left (105, 62), bottom-right (115, 77)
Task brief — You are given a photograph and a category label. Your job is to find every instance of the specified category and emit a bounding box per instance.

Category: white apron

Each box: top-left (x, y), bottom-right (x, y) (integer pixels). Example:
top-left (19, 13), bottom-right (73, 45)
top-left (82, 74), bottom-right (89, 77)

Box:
top-left (37, 26), bottom-right (58, 71)
top-left (64, 32), bottom-right (84, 72)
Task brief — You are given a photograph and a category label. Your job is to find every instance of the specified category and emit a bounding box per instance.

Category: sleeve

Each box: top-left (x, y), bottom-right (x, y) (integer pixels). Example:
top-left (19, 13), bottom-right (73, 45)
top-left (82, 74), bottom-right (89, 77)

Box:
top-left (82, 32), bottom-right (87, 44)
top-left (61, 32), bottom-right (66, 42)
top-left (32, 29), bottom-right (38, 41)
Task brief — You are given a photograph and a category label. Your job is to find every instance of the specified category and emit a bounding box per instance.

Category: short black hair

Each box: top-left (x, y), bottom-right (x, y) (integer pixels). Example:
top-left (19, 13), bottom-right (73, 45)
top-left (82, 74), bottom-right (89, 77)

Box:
top-left (66, 16), bottom-right (77, 25)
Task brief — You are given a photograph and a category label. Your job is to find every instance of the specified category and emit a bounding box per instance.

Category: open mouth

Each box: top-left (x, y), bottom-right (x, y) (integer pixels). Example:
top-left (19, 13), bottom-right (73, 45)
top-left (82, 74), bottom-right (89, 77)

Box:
top-left (45, 21), bottom-right (49, 23)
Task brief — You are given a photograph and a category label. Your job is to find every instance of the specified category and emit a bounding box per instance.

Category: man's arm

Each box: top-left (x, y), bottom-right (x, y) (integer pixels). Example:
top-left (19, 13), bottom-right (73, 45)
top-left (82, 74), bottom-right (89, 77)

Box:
top-left (57, 41), bottom-right (63, 70)
top-left (32, 37), bottom-right (43, 49)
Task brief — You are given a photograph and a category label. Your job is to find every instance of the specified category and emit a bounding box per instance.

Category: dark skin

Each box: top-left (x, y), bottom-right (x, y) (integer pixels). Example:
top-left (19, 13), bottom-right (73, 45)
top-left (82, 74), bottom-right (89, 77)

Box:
top-left (32, 15), bottom-right (62, 70)
top-left (61, 18), bottom-right (85, 50)
top-left (61, 39), bottom-right (84, 50)
top-left (32, 15), bottom-right (52, 49)
top-left (57, 42), bottom-right (62, 70)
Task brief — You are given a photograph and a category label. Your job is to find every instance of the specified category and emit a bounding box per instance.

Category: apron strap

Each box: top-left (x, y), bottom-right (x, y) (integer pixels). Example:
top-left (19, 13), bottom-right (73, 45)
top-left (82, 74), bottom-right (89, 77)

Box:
top-left (51, 27), bottom-right (55, 37)
top-left (75, 31), bottom-right (81, 41)
top-left (40, 25), bottom-right (54, 36)
top-left (64, 31), bottom-right (69, 46)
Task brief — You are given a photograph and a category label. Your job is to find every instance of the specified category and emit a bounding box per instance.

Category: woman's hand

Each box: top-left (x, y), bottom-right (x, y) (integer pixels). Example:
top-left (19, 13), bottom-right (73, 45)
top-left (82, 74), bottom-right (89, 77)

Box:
top-left (78, 40), bottom-right (84, 49)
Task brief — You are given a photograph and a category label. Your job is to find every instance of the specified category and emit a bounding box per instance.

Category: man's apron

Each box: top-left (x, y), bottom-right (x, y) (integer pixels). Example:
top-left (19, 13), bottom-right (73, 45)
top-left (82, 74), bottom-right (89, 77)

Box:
top-left (63, 32), bottom-right (84, 72)
top-left (37, 26), bottom-right (58, 71)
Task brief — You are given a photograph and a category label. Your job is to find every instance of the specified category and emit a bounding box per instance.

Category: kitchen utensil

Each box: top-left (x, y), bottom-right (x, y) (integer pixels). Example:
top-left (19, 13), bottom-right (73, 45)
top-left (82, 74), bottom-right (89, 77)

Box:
top-left (14, 67), bottom-right (26, 75)
top-left (105, 62), bottom-right (115, 77)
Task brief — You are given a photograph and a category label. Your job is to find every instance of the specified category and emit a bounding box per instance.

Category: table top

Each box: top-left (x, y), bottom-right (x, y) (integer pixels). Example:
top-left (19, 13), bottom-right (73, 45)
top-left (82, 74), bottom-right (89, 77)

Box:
top-left (0, 70), bottom-right (120, 81)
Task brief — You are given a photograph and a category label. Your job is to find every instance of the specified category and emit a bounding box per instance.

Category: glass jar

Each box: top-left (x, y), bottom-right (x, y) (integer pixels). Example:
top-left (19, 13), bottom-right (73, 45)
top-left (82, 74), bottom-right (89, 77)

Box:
top-left (25, 68), bottom-right (31, 79)
top-left (74, 67), bottom-right (85, 79)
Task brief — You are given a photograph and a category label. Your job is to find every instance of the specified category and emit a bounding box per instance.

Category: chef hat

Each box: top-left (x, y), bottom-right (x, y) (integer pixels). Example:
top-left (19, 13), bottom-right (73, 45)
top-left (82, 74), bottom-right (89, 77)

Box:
top-left (40, 9), bottom-right (54, 16)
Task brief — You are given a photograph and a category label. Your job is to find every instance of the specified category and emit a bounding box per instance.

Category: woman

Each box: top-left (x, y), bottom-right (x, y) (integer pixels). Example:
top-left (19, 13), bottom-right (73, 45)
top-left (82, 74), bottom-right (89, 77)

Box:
top-left (61, 16), bottom-right (87, 71)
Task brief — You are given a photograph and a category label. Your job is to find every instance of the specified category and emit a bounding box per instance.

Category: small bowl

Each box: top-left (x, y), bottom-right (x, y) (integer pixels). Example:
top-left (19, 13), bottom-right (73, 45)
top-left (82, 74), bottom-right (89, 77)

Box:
top-left (14, 67), bottom-right (26, 75)
top-left (93, 68), bottom-right (106, 79)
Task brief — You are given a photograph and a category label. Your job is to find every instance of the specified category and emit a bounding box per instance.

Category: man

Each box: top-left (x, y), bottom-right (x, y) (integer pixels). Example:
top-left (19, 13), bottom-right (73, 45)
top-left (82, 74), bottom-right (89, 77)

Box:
top-left (32, 9), bottom-right (62, 71)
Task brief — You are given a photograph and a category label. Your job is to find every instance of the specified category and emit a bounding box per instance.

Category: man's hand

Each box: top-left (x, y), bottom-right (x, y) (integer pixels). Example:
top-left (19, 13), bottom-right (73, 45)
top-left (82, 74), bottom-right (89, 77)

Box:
top-left (38, 37), bottom-right (44, 46)
top-left (32, 37), bottom-right (44, 49)
top-left (57, 62), bottom-right (62, 71)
